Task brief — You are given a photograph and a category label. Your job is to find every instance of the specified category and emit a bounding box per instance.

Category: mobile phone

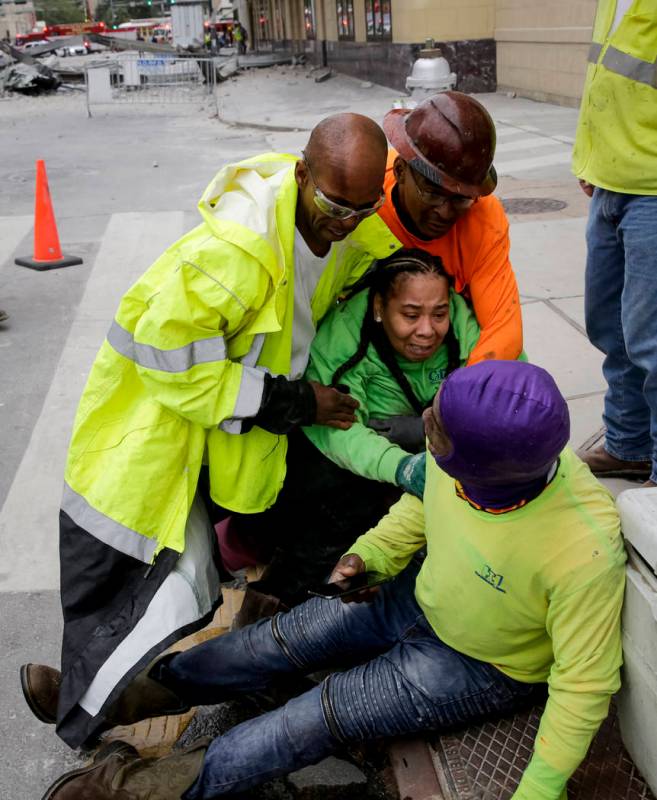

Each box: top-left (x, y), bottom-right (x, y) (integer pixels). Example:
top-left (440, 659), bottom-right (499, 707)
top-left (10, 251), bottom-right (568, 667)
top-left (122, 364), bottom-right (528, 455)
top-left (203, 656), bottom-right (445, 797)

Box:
top-left (307, 571), bottom-right (391, 599)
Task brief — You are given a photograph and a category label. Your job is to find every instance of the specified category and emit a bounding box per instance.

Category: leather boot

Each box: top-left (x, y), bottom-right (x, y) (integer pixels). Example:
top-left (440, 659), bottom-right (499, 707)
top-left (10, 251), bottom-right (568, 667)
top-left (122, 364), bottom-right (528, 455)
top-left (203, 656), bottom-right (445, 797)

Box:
top-left (21, 655), bottom-right (189, 729)
top-left (104, 655), bottom-right (190, 727)
top-left (20, 664), bottom-right (61, 724)
top-left (41, 738), bottom-right (208, 799)
top-left (232, 582), bottom-right (288, 630)
top-left (577, 444), bottom-right (651, 479)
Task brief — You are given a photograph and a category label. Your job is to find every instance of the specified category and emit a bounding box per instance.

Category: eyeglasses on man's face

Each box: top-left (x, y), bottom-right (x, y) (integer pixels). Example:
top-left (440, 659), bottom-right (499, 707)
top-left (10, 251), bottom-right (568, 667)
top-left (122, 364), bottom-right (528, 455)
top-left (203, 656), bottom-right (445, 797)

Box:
top-left (302, 154), bottom-right (386, 221)
top-left (409, 166), bottom-right (475, 211)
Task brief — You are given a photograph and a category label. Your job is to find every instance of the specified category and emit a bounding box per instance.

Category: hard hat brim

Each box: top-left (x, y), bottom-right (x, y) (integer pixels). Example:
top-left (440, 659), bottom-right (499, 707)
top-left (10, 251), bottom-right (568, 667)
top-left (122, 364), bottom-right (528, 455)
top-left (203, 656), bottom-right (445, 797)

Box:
top-left (383, 107), bottom-right (497, 198)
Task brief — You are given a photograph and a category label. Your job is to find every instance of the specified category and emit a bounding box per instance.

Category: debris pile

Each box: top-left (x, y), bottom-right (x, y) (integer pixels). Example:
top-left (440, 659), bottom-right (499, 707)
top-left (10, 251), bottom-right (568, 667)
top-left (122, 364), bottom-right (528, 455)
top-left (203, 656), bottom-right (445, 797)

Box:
top-left (1, 33), bottom-right (307, 98)
top-left (0, 42), bottom-right (60, 94)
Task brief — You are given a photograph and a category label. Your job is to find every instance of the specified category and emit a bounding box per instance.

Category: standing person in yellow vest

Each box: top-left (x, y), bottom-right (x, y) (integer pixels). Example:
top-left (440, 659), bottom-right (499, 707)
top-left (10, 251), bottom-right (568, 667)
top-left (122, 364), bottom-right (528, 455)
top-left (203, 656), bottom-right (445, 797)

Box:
top-left (573, 0), bottom-right (657, 485)
top-left (20, 113), bottom-right (393, 751)
top-left (233, 21), bottom-right (246, 54)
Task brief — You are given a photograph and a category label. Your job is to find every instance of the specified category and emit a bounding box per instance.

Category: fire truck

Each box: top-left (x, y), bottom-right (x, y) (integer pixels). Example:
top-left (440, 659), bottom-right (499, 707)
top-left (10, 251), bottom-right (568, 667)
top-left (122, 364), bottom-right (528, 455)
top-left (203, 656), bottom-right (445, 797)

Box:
top-left (15, 22), bottom-right (107, 47)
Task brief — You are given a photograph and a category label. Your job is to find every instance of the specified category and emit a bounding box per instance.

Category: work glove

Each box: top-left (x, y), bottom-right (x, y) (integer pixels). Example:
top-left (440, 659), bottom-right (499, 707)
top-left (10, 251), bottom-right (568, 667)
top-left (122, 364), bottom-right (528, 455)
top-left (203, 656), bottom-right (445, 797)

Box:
top-left (367, 415), bottom-right (426, 453)
top-left (395, 452), bottom-right (426, 499)
top-left (251, 374), bottom-right (316, 435)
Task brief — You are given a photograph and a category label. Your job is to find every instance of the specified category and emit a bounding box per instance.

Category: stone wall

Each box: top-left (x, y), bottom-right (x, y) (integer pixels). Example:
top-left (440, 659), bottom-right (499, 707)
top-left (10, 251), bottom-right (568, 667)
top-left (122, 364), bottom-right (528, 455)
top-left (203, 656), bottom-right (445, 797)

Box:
top-left (277, 0), bottom-right (598, 106)
top-left (321, 38), bottom-right (495, 94)
top-left (494, 0), bottom-right (597, 105)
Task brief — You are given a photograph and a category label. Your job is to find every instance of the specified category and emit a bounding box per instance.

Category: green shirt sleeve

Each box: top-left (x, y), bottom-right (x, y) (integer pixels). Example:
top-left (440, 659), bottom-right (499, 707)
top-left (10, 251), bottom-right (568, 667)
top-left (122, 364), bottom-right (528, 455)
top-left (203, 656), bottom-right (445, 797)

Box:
top-left (303, 290), bottom-right (482, 484)
top-left (348, 492), bottom-right (427, 576)
top-left (304, 293), bottom-right (409, 484)
top-left (512, 561), bottom-right (626, 799)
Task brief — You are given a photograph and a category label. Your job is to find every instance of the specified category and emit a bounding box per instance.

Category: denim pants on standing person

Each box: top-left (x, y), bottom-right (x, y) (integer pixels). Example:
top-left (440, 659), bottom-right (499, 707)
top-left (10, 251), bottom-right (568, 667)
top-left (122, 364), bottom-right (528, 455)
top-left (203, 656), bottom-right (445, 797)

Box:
top-left (585, 188), bottom-right (657, 482)
top-left (153, 561), bottom-right (544, 799)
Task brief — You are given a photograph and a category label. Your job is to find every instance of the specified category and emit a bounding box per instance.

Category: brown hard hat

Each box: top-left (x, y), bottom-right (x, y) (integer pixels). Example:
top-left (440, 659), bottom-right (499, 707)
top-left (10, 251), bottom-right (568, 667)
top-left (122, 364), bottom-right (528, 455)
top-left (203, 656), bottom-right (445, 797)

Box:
top-left (383, 92), bottom-right (497, 198)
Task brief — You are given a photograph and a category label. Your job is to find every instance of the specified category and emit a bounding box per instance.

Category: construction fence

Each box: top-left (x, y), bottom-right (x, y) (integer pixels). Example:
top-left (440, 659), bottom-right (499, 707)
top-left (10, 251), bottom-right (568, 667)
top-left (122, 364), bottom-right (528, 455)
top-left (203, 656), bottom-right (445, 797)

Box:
top-left (85, 52), bottom-right (218, 116)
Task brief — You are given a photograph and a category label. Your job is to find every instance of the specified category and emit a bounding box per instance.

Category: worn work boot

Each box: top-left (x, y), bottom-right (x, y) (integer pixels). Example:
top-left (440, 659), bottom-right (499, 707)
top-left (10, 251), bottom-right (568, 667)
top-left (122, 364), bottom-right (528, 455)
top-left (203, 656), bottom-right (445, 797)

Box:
top-left (41, 738), bottom-right (209, 799)
top-left (0, 309), bottom-right (8, 323)
top-left (232, 582), bottom-right (289, 630)
top-left (21, 655), bottom-right (190, 728)
top-left (577, 445), bottom-right (652, 480)
top-left (20, 664), bottom-right (61, 724)
top-left (105, 655), bottom-right (191, 727)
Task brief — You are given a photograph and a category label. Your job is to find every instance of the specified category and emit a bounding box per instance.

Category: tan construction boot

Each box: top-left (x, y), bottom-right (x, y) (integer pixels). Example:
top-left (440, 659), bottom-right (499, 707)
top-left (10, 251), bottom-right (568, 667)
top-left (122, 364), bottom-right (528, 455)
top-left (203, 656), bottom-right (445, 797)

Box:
top-left (20, 664), bottom-right (61, 724)
top-left (41, 738), bottom-right (209, 799)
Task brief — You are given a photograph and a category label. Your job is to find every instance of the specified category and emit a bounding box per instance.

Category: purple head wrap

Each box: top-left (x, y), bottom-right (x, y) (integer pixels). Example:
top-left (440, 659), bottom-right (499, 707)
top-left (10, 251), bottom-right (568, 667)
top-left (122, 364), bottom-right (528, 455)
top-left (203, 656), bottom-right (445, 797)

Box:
top-left (434, 361), bottom-right (570, 509)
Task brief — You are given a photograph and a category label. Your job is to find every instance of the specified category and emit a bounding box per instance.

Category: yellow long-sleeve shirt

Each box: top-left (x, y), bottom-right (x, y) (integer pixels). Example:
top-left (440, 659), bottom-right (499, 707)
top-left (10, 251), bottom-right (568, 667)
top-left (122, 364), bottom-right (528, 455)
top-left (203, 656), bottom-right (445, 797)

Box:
top-left (349, 447), bottom-right (626, 799)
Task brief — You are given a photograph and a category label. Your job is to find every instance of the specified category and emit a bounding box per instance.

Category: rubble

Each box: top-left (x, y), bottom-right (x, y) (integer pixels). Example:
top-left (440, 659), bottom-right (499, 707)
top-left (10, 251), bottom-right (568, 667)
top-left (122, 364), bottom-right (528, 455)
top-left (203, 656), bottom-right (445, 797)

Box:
top-left (288, 756), bottom-right (367, 793)
top-left (0, 60), bottom-right (60, 94)
top-left (313, 68), bottom-right (333, 83)
top-left (0, 41), bottom-right (60, 94)
top-left (0, 32), bottom-right (305, 98)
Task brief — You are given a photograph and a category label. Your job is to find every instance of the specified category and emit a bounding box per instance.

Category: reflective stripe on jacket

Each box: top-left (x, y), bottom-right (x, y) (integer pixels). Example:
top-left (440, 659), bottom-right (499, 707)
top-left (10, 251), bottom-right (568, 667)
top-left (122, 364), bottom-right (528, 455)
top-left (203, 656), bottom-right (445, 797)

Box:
top-left (64, 152), bottom-right (399, 560)
top-left (572, 0), bottom-right (657, 194)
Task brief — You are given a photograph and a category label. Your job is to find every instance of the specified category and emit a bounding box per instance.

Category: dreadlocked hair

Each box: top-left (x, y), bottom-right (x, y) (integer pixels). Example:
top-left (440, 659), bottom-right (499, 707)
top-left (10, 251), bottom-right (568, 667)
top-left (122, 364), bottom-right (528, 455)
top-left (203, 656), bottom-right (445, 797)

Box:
top-left (331, 249), bottom-right (461, 415)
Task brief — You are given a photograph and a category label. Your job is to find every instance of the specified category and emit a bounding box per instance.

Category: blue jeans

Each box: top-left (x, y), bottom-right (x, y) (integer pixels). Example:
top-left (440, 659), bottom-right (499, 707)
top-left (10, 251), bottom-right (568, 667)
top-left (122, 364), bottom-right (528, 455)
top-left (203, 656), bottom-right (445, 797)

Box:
top-left (155, 563), bottom-right (543, 798)
top-left (585, 188), bottom-right (657, 481)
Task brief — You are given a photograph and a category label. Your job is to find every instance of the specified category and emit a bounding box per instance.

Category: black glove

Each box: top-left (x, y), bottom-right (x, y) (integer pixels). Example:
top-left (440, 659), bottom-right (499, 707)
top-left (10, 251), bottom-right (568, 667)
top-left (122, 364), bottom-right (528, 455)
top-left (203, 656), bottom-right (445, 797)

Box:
top-left (367, 415), bottom-right (426, 453)
top-left (251, 374), bottom-right (317, 435)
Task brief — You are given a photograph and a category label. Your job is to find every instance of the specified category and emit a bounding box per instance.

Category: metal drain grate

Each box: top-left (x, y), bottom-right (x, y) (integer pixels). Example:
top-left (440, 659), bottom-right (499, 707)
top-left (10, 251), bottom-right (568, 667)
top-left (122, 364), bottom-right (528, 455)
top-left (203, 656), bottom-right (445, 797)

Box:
top-left (501, 198), bottom-right (567, 214)
top-left (431, 702), bottom-right (655, 799)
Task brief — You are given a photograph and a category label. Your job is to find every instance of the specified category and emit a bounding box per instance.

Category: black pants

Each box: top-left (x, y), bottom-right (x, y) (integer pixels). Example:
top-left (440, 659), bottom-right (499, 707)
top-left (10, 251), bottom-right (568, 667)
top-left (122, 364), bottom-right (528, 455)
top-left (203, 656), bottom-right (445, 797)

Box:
top-left (229, 431), bottom-right (401, 606)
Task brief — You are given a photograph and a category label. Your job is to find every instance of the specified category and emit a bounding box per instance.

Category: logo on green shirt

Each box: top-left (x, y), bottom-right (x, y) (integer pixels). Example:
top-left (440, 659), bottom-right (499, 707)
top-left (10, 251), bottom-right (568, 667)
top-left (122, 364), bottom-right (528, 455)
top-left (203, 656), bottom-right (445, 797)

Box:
top-left (475, 564), bottom-right (506, 593)
top-left (428, 367), bottom-right (447, 384)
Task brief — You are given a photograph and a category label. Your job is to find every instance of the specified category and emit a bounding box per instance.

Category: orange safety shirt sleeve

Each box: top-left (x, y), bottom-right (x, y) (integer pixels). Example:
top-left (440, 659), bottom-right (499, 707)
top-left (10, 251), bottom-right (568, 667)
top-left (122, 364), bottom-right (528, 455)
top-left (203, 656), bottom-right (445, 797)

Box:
top-left (465, 208), bottom-right (522, 364)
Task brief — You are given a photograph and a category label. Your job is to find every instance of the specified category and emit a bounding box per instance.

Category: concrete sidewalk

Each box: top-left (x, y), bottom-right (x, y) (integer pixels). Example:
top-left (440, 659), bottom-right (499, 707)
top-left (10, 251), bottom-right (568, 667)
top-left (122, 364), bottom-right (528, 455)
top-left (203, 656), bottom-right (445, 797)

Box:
top-left (0, 67), bottom-right (607, 798)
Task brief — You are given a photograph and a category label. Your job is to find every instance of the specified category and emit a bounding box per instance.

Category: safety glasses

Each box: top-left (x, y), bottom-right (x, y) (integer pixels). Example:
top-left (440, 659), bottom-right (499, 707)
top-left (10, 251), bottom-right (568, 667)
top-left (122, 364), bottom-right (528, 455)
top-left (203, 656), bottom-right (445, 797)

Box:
top-left (303, 154), bottom-right (385, 220)
top-left (409, 166), bottom-right (474, 211)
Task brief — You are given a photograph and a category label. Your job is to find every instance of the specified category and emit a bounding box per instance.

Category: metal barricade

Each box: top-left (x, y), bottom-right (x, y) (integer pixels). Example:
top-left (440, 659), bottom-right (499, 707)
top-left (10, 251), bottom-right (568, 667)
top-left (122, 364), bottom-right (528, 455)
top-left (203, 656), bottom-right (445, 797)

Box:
top-left (85, 52), bottom-right (218, 116)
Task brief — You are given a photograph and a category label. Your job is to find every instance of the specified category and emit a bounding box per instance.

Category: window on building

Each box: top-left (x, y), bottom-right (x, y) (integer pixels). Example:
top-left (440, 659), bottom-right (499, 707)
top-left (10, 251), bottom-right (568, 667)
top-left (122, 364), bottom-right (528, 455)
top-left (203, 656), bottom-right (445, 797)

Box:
top-left (303, 0), bottom-right (315, 40)
top-left (255, 0), bottom-right (271, 42)
top-left (365, 0), bottom-right (392, 40)
top-left (336, 0), bottom-right (355, 41)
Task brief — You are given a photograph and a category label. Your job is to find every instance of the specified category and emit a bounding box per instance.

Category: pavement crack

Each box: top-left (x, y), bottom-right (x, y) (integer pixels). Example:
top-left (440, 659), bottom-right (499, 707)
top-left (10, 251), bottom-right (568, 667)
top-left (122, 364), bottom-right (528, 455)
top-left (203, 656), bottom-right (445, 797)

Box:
top-left (565, 390), bottom-right (605, 401)
top-left (543, 298), bottom-right (587, 337)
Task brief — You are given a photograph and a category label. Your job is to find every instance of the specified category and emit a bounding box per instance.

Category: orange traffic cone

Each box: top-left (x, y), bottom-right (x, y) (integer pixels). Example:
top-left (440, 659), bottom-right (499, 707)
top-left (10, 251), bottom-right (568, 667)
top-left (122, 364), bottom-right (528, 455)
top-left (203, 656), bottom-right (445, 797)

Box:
top-left (15, 160), bottom-right (83, 271)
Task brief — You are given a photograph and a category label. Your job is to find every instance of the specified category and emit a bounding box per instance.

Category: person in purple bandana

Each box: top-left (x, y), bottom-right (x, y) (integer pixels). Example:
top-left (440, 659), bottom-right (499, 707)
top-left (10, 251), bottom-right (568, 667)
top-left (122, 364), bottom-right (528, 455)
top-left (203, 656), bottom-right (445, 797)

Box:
top-left (40, 362), bottom-right (626, 800)
top-left (425, 358), bottom-right (570, 512)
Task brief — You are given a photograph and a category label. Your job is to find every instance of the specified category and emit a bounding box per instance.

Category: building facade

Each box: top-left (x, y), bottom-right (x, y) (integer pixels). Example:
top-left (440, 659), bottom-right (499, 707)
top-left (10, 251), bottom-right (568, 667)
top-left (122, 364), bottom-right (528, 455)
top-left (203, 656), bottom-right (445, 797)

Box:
top-left (237, 0), bottom-right (598, 106)
top-left (0, 0), bottom-right (36, 40)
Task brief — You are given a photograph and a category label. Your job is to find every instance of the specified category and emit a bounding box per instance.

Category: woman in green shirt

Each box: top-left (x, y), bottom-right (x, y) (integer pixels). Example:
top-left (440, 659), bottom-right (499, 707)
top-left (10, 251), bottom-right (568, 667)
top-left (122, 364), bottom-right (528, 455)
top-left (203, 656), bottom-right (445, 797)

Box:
top-left (228, 249), bottom-right (481, 610)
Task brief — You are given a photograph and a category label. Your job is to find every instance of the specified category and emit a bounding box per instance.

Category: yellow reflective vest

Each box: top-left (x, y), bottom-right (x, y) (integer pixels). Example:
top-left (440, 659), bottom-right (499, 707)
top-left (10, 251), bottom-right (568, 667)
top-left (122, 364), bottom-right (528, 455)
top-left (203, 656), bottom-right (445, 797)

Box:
top-left (572, 0), bottom-right (657, 194)
top-left (63, 153), bottom-right (400, 560)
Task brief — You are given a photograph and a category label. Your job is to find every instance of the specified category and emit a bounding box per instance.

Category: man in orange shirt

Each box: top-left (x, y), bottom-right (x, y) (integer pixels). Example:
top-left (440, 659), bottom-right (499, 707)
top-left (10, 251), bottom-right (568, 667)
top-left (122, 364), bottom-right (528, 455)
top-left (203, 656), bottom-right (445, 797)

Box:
top-left (378, 93), bottom-right (522, 365)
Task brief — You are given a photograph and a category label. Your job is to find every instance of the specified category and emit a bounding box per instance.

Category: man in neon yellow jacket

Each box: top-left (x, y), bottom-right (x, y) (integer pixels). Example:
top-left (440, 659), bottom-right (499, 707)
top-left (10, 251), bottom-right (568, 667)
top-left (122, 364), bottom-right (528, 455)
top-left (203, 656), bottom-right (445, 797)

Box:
top-left (21, 113), bottom-right (395, 749)
top-left (573, 0), bottom-right (657, 484)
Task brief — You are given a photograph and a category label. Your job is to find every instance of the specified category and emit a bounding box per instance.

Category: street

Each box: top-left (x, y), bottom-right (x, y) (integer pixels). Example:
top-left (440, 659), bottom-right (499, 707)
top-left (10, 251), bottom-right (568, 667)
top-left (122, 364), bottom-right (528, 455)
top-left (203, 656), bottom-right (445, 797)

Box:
top-left (0, 67), bottom-right (605, 798)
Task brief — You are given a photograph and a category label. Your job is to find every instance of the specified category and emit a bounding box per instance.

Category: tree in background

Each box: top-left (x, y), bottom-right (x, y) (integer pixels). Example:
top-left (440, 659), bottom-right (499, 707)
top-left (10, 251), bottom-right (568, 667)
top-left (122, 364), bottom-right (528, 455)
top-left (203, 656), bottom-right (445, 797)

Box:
top-left (34, 0), bottom-right (85, 25)
top-left (94, 0), bottom-right (161, 26)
